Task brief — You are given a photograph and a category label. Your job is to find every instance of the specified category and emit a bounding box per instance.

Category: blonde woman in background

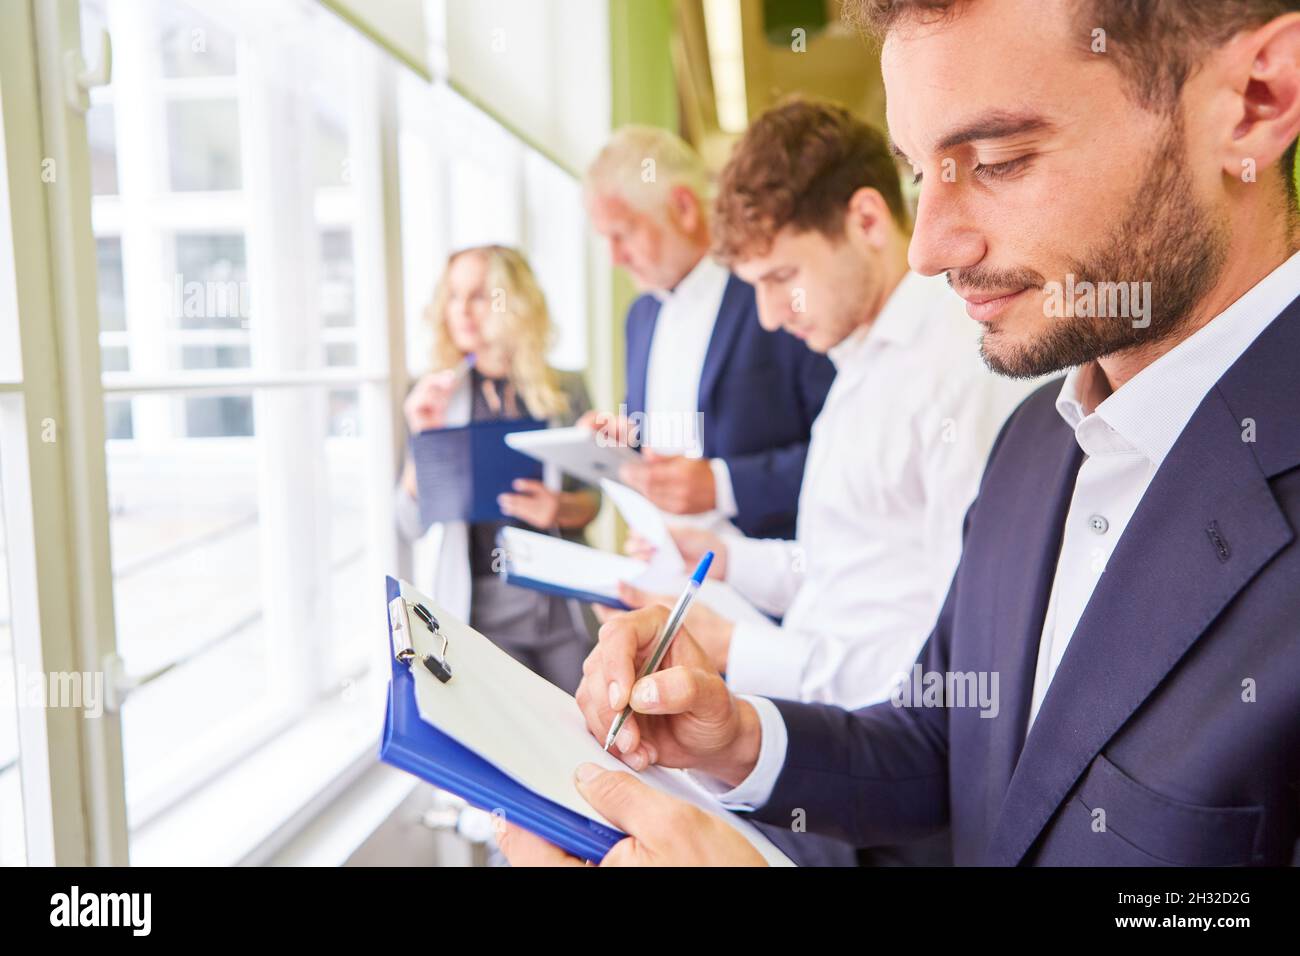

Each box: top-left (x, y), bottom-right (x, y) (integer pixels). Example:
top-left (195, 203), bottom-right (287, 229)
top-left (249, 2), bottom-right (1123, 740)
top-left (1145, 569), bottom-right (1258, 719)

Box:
top-left (395, 245), bottom-right (599, 693)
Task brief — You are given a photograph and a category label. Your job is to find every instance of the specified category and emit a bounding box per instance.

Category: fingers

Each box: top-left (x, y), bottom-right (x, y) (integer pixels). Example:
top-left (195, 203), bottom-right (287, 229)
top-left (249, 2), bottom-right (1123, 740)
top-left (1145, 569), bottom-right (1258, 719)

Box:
top-left (574, 606), bottom-right (670, 761)
top-left (511, 478), bottom-right (547, 494)
top-left (668, 525), bottom-right (717, 558)
top-left (499, 483), bottom-right (557, 527)
top-left (622, 532), bottom-right (656, 562)
top-left (617, 461), bottom-right (650, 495)
top-left (598, 605), bottom-right (670, 712)
top-left (574, 763), bottom-right (697, 855)
top-left (497, 821), bottom-right (589, 867)
top-left (616, 581), bottom-right (674, 612)
top-left (591, 602), bottom-right (620, 625)
top-left (615, 581), bottom-right (649, 609)
top-left (629, 662), bottom-right (727, 718)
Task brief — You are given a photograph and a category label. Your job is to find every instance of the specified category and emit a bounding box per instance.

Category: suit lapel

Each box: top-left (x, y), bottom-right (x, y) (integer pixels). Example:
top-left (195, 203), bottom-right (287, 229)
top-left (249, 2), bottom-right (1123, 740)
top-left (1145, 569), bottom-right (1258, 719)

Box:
top-left (982, 409), bottom-right (1084, 819)
top-left (624, 298), bottom-right (658, 416)
top-left (987, 385), bottom-right (1294, 864)
top-left (696, 275), bottom-right (747, 417)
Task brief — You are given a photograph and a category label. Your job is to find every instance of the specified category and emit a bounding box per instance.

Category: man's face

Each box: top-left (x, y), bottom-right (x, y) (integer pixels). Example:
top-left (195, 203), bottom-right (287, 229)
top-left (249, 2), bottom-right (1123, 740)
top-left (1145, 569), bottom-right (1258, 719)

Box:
top-left (883, 0), bottom-right (1229, 378)
top-left (587, 191), bottom-right (695, 292)
top-left (732, 225), bottom-right (874, 353)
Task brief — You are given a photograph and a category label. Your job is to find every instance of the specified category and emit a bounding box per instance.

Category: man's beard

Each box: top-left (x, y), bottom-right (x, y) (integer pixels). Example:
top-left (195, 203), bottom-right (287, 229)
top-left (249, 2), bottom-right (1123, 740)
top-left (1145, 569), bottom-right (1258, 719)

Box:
top-left (956, 115), bottom-right (1230, 379)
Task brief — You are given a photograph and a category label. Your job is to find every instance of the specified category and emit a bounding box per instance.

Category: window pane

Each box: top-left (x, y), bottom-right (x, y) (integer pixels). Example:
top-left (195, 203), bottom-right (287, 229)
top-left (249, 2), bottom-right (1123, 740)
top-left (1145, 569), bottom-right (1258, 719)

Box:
top-left (95, 237), bottom-right (127, 332)
top-left (180, 345), bottom-right (251, 370)
top-left (105, 398), bottom-right (135, 441)
top-left (173, 234), bottom-right (250, 331)
top-left (324, 388), bottom-right (367, 682)
top-left (320, 229), bottom-right (355, 329)
top-left (183, 396), bottom-right (254, 438)
top-left (0, 456), bottom-right (26, 866)
top-left (167, 99), bottom-right (242, 192)
top-left (87, 104), bottom-right (119, 196)
top-left (85, 0), bottom-right (391, 862)
top-left (158, 4), bottom-right (238, 79)
top-left (106, 394), bottom-right (268, 826)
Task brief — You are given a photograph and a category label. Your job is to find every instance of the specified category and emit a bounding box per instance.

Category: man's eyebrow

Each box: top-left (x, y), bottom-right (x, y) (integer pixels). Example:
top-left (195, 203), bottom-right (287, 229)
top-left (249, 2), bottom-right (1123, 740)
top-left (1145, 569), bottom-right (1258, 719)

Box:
top-left (934, 111), bottom-right (1054, 153)
top-left (890, 111), bottom-right (1055, 163)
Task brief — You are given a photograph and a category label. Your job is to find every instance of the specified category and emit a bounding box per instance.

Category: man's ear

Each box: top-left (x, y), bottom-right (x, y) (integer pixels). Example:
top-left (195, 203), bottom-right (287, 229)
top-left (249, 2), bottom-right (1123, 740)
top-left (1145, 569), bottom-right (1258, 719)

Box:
top-left (667, 184), bottom-right (704, 234)
top-left (845, 186), bottom-right (890, 248)
top-left (1226, 14), bottom-right (1300, 186)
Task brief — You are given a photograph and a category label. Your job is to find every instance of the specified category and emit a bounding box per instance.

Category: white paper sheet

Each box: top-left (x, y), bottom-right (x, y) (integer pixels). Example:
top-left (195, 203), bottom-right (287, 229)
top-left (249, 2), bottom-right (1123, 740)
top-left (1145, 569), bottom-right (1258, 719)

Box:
top-left (498, 527), bottom-right (771, 629)
top-left (504, 425), bottom-right (642, 487)
top-left (397, 580), bottom-right (793, 866)
top-left (599, 478), bottom-right (686, 571)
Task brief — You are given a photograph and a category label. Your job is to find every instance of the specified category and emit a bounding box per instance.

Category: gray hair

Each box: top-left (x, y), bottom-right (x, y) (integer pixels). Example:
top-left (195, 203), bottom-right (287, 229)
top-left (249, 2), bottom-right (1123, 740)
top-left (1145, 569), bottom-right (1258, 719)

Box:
top-left (584, 125), bottom-right (714, 216)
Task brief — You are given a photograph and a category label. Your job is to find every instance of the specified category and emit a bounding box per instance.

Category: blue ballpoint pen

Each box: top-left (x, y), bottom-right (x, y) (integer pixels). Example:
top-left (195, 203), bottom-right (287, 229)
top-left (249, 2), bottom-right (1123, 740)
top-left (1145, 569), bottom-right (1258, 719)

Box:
top-left (603, 551), bottom-right (715, 752)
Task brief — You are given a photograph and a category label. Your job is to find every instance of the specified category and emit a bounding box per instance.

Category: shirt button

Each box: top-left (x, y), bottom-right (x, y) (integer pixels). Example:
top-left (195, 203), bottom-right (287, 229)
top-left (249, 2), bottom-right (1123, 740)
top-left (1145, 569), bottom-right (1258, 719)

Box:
top-left (1088, 514), bottom-right (1109, 534)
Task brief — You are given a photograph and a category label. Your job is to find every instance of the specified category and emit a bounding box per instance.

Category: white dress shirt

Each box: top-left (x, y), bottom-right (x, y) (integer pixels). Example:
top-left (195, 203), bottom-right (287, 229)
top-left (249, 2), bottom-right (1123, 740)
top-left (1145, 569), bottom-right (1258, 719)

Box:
top-left (721, 271), bottom-right (1038, 708)
top-left (642, 254), bottom-right (739, 519)
top-left (715, 250), bottom-right (1300, 811)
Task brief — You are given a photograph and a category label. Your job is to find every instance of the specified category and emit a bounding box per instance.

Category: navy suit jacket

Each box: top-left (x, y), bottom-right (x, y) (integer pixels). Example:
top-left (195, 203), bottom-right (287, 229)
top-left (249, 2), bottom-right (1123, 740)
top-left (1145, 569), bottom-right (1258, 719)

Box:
top-left (749, 294), bottom-right (1300, 866)
top-left (625, 273), bottom-right (835, 539)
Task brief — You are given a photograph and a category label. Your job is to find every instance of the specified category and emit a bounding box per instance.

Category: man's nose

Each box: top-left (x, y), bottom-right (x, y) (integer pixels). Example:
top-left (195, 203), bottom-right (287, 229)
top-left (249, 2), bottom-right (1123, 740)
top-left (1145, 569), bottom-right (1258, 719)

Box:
top-left (755, 294), bottom-right (784, 332)
top-left (908, 180), bottom-right (984, 278)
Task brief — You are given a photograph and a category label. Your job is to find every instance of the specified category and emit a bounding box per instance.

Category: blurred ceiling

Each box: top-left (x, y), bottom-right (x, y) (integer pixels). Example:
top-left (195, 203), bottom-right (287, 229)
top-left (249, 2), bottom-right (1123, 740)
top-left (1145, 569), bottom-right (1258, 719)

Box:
top-left (674, 0), bottom-right (887, 170)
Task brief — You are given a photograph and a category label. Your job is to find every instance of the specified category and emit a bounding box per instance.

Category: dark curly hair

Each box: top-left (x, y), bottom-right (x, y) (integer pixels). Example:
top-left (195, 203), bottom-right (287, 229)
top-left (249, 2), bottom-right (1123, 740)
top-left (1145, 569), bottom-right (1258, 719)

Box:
top-left (711, 97), bottom-right (908, 265)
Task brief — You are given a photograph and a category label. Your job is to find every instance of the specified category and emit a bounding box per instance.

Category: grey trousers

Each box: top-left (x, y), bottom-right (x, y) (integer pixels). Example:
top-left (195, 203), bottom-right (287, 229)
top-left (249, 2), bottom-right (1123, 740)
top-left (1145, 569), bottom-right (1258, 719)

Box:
top-left (469, 575), bottom-right (594, 695)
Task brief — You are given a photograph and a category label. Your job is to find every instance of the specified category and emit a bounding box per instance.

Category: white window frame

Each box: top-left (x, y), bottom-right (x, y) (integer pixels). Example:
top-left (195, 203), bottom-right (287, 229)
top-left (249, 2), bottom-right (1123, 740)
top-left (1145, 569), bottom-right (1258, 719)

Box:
top-left (0, 0), bottom-right (411, 865)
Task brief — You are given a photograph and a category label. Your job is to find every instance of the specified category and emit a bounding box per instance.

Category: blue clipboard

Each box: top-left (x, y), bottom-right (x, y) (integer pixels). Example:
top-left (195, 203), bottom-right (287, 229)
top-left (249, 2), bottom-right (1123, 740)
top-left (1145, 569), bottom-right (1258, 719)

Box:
top-left (496, 570), bottom-right (631, 611)
top-left (410, 417), bottom-right (547, 526)
top-left (378, 576), bottom-right (625, 862)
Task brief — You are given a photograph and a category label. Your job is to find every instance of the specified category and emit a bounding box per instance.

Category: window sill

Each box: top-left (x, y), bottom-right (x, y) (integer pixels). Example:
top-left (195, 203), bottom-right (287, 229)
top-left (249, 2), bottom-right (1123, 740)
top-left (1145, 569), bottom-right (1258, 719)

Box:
top-left (129, 679), bottom-right (395, 867)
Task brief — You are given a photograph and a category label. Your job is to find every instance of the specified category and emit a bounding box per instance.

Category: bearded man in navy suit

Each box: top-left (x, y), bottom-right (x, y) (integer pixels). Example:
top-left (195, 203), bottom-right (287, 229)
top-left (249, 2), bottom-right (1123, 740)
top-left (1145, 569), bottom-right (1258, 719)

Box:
top-left (499, 0), bottom-right (1300, 867)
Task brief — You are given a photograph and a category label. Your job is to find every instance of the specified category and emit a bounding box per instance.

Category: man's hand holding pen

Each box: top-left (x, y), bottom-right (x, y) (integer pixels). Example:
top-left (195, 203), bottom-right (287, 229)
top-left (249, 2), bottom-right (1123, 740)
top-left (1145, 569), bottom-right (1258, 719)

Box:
top-left (497, 604), bottom-right (769, 867)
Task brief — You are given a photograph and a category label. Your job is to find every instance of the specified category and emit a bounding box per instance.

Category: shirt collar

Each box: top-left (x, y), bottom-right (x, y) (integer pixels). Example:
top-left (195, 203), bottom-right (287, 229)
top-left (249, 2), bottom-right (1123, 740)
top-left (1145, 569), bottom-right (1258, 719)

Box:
top-left (866, 270), bottom-right (932, 348)
top-left (651, 254), bottom-right (728, 306)
top-left (1056, 250), bottom-right (1300, 465)
top-left (827, 270), bottom-right (957, 369)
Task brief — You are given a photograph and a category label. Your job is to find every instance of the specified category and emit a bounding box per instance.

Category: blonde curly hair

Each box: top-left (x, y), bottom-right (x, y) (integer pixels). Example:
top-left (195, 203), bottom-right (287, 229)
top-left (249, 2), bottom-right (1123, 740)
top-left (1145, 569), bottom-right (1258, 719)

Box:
top-left (426, 244), bottom-right (569, 419)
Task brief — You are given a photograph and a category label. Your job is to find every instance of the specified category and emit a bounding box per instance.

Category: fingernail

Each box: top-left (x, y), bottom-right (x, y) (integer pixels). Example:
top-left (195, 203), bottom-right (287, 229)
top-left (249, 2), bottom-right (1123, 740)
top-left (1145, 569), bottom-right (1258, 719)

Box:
top-left (608, 681), bottom-right (622, 709)
top-left (633, 679), bottom-right (658, 707)
top-left (616, 728), bottom-right (634, 753)
top-left (575, 762), bottom-right (602, 783)
top-left (627, 750), bottom-right (647, 771)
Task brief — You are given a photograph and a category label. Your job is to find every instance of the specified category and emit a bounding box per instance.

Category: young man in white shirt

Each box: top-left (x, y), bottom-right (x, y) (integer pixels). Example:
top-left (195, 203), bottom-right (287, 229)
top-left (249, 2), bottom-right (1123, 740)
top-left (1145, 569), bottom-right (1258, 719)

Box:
top-left (617, 99), bottom-right (1036, 718)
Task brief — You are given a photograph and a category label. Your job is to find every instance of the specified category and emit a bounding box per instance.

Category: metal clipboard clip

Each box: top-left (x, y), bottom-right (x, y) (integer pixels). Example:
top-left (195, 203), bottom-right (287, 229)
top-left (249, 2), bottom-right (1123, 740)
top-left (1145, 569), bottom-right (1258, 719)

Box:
top-left (388, 596), bottom-right (453, 683)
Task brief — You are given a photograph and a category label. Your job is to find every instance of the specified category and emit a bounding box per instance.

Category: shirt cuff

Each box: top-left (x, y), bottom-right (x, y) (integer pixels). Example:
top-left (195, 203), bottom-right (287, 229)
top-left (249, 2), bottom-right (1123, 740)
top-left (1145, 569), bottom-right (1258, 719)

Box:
top-left (722, 534), bottom-right (800, 618)
top-left (725, 618), bottom-right (807, 701)
top-left (686, 695), bottom-right (788, 811)
top-left (709, 458), bottom-right (738, 518)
